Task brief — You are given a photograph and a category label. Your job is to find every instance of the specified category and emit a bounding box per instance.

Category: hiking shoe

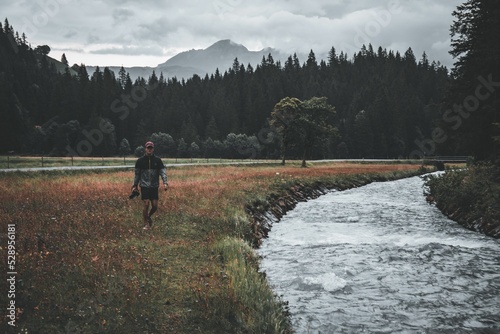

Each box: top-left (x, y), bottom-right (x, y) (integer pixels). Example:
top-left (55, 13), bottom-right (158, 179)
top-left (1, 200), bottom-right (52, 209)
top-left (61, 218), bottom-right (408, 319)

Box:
top-left (147, 216), bottom-right (153, 227)
top-left (142, 225), bottom-right (150, 230)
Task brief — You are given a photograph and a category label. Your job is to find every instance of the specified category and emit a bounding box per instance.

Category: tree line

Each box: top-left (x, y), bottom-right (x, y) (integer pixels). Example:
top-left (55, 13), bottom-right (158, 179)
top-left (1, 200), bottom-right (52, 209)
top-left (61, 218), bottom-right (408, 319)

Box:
top-left (1, 17), bottom-right (453, 160)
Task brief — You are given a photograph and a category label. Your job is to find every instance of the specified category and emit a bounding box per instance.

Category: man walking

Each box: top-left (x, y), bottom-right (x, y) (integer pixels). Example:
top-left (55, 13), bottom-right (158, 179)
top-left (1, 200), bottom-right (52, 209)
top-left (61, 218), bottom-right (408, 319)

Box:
top-left (132, 141), bottom-right (168, 230)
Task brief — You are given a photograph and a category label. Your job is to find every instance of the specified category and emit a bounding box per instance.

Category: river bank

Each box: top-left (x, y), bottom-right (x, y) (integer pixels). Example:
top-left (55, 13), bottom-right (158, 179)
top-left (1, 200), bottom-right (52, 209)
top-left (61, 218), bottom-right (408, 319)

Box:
top-left (0, 161), bottom-right (430, 333)
top-left (424, 164), bottom-right (500, 238)
top-left (247, 167), bottom-right (431, 246)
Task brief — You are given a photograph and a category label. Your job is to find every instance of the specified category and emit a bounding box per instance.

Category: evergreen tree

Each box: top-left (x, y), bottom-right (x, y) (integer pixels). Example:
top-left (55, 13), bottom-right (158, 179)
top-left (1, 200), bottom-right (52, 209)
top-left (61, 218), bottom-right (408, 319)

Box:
top-left (445, 0), bottom-right (500, 160)
top-left (4, 18), bottom-right (12, 34)
top-left (352, 110), bottom-right (375, 158)
top-left (118, 66), bottom-right (128, 89)
top-left (205, 115), bottom-right (220, 140)
top-left (306, 50), bottom-right (318, 69)
top-left (327, 47), bottom-right (338, 67)
top-left (61, 53), bottom-right (69, 66)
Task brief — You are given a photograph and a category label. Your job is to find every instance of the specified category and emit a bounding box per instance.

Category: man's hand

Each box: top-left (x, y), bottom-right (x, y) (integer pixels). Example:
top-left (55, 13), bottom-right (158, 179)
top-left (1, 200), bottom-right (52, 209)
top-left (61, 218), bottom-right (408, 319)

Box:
top-left (163, 183), bottom-right (169, 191)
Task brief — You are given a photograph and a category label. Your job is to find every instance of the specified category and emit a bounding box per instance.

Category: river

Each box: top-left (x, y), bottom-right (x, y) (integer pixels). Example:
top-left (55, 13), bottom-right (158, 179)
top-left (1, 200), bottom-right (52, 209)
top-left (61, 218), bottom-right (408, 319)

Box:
top-left (259, 174), bottom-right (500, 333)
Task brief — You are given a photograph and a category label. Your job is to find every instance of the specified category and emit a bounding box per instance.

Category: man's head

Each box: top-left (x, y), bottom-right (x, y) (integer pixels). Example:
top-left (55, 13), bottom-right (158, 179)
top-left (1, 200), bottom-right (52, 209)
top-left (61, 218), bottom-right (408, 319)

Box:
top-left (145, 141), bottom-right (154, 155)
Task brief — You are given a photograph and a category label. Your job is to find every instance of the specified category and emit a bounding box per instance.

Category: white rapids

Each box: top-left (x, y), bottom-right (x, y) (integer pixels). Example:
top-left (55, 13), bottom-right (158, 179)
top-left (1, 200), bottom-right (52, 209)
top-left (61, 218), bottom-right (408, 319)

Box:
top-left (259, 174), bottom-right (500, 333)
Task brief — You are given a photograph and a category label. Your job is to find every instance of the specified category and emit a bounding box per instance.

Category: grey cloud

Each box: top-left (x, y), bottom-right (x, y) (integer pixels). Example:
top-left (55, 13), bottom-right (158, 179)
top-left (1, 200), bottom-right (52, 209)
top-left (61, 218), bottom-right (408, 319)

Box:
top-left (90, 45), bottom-right (165, 56)
top-left (112, 8), bottom-right (134, 22)
top-left (63, 31), bottom-right (77, 39)
top-left (87, 33), bottom-right (100, 44)
top-left (54, 46), bottom-right (85, 53)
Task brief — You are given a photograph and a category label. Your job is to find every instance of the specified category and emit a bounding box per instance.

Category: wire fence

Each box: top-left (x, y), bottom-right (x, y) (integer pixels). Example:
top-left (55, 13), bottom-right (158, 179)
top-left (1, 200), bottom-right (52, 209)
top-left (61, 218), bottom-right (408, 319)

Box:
top-left (0, 156), bottom-right (279, 169)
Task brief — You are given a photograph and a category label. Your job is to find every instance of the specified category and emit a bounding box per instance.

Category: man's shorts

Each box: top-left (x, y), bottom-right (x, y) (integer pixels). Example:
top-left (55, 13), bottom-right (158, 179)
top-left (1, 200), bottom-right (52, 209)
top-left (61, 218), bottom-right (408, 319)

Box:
top-left (141, 187), bottom-right (159, 200)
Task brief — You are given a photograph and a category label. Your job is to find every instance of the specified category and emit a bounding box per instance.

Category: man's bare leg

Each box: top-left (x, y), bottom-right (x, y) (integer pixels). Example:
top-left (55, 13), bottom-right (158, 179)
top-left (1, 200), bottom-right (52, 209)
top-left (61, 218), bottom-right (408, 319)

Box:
top-left (142, 200), bottom-right (150, 228)
top-left (149, 199), bottom-right (158, 219)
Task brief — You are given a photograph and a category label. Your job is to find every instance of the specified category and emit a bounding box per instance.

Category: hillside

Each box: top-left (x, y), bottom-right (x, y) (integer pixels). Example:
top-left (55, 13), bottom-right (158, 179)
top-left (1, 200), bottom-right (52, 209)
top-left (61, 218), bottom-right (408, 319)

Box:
top-left (45, 55), bottom-right (78, 76)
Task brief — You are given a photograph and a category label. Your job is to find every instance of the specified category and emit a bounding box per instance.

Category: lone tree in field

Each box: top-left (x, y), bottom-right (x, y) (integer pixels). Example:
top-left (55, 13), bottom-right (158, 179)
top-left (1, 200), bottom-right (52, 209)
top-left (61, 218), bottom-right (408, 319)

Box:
top-left (269, 97), bottom-right (301, 165)
top-left (295, 97), bottom-right (339, 167)
top-left (270, 96), bottom-right (338, 167)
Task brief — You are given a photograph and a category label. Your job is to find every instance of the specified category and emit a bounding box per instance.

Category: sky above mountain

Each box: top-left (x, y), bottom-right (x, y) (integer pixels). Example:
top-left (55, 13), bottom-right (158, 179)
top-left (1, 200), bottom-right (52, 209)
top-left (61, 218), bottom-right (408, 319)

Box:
top-left (2, 0), bottom-right (464, 68)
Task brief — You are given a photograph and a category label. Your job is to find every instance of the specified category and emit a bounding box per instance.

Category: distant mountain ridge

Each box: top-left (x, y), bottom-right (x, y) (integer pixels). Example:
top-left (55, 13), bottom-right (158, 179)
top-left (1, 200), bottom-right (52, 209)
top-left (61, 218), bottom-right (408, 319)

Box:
top-left (86, 39), bottom-right (293, 81)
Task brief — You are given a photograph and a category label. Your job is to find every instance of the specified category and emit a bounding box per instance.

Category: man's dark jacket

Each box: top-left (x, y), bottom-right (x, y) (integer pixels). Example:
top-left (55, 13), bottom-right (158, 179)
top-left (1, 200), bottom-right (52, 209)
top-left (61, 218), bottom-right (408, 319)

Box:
top-left (133, 154), bottom-right (168, 188)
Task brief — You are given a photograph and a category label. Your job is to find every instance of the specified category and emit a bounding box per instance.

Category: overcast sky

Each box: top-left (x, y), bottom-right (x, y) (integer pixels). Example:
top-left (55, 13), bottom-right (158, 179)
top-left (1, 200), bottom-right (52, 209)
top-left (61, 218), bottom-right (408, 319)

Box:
top-left (2, 0), bottom-right (464, 69)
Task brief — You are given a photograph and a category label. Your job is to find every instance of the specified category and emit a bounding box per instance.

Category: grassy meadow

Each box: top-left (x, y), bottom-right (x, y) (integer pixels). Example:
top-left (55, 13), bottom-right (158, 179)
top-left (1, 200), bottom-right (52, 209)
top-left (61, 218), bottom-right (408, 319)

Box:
top-left (0, 161), bottom-right (429, 333)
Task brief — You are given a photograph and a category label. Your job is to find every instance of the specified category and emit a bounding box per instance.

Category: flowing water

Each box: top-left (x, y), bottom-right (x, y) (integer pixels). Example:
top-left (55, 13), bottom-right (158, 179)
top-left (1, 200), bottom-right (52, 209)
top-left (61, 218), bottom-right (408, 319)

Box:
top-left (259, 174), bottom-right (500, 333)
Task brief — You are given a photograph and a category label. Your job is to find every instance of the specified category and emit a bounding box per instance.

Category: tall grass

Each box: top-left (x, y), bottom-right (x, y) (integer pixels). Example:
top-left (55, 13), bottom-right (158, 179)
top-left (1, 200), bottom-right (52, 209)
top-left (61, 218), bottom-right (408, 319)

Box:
top-left (0, 162), bottom-right (426, 333)
top-left (214, 237), bottom-right (292, 333)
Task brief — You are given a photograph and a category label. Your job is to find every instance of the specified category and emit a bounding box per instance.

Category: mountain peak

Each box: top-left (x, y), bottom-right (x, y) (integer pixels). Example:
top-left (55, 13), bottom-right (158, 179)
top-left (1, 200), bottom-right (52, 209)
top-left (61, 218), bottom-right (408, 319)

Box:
top-left (157, 39), bottom-right (286, 77)
top-left (94, 40), bottom-right (291, 82)
top-left (206, 39), bottom-right (248, 52)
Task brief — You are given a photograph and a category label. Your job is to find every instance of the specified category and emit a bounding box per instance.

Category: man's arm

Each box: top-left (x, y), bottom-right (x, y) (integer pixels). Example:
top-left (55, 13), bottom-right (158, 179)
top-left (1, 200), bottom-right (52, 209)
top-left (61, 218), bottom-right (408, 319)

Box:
top-left (160, 168), bottom-right (168, 185)
top-left (160, 166), bottom-right (168, 188)
top-left (133, 169), bottom-right (140, 189)
top-left (132, 159), bottom-right (141, 189)
top-left (158, 158), bottom-right (168, 189)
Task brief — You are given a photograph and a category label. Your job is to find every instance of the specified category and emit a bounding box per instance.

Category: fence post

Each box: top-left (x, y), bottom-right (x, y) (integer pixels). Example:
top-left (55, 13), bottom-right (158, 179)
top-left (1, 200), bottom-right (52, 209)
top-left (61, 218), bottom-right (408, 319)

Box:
top-left (71, 156), bottom-right (74, 166)
top-left (42, 156), bottom-right (44, 167)
top-left (7, 156), bottom-right (9, 169)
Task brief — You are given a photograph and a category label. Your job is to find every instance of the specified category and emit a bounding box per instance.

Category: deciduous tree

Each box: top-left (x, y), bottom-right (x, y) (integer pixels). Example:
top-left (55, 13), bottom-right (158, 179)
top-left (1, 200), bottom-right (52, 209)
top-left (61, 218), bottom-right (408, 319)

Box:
top-left (270, 97), bottom-right (301, 164)
top-left (295, 97), bottom-right (338, 167)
